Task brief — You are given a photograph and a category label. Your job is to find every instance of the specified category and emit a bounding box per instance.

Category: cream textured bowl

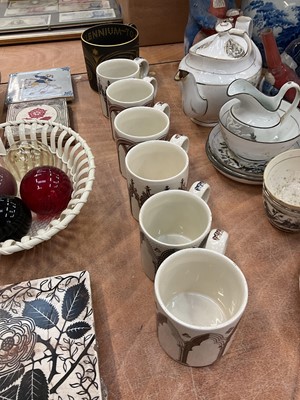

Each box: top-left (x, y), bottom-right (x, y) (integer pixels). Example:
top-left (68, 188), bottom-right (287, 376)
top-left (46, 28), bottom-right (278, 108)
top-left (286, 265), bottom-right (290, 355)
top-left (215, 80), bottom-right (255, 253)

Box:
top-left (0, 120), bottom-right (95, 255)
top-left (263, 149), bottom-right (300, 232)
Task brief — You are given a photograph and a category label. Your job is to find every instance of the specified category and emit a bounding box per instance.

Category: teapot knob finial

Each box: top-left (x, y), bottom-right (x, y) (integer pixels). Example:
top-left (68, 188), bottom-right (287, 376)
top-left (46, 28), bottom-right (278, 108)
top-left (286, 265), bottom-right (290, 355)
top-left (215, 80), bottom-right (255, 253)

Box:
top-left (215, 20), bottom-right (233, 33)
top-left (277, 81), bottom-right (300, 124)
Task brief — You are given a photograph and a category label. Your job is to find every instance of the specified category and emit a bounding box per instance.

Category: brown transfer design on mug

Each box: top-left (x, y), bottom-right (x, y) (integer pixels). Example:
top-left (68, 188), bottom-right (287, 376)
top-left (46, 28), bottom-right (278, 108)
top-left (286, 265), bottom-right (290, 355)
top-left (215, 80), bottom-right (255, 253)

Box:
top-left (156, 311), bottom-right (240, 366)
top-left (129, 178), bottom-right (187, 216)
top-left (140, 230), bottom-right (177, 275)
top-left (212, 228), bottom-right (224, 241)
top-left (139, 202), bottom-right (206, 278)
top-left (115, 137), bottom-right (137, 174)
top-left (194, 181), bottom-right (205, 191)
top-left (98, 79), bottom-right (112, 117)
top-left (116, 135), bottom-right (168, 175)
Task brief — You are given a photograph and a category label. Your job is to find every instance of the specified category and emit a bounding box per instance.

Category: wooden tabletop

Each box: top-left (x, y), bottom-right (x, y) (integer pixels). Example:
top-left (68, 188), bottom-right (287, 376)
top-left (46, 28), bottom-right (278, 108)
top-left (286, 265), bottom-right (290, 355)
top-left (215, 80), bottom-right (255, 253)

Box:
top-left (0, 39), bottom-right (300, 400)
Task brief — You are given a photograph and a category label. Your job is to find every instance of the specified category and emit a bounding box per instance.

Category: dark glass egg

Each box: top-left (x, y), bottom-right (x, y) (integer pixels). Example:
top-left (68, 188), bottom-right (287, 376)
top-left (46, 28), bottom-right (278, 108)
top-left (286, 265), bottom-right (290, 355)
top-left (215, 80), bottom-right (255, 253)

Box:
top-left (0, 196), bottom-right (32, 242)
top-left (20, 166), bottom-right (73, 215)
top-left (0, 166), bottom-right (18, 196)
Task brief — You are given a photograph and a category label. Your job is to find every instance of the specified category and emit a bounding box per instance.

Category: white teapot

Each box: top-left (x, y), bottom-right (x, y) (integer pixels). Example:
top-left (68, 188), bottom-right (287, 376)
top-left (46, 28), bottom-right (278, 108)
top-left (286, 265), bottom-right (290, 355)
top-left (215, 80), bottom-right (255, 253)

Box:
top-left (175, 16), bottom-right (262, 126)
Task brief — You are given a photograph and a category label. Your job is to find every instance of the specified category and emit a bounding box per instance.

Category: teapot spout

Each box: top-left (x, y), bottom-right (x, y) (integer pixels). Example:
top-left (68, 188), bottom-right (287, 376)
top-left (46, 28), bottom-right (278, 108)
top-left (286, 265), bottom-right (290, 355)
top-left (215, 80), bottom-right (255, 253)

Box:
top-left (235, 16), bottom-right (253, 38)
top-left (175, 69), bottom-right (208, 121)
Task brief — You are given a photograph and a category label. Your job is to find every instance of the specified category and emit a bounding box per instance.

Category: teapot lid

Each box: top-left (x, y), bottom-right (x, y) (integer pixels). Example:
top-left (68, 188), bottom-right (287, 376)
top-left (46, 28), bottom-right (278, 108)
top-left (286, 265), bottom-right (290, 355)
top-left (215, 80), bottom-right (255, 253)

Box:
top-left (186, 26), bottom-right (252, 74)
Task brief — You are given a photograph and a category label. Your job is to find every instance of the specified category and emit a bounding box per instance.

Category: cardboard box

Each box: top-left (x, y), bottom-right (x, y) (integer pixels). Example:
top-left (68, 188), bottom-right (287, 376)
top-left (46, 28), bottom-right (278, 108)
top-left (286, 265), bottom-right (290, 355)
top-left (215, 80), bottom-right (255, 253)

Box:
top-left (118, 0), bottom-right (188, 46)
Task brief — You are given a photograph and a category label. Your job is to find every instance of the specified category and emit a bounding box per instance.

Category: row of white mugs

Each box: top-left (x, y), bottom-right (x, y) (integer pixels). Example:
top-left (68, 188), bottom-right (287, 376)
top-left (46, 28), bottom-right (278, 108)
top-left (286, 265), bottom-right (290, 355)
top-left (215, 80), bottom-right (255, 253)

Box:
top-left (95, 56), bottom-right (248, 368)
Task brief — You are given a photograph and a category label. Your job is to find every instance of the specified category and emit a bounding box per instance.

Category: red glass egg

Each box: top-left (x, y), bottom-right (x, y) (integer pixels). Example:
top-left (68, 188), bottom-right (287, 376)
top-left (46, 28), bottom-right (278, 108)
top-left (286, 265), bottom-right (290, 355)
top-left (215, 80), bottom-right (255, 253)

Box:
top-left (20, 166), bottom-right (73, 215)
top-left (0, 166), bottom-right (18, 196)
top-left (0, 196), bottom-right (32, 242)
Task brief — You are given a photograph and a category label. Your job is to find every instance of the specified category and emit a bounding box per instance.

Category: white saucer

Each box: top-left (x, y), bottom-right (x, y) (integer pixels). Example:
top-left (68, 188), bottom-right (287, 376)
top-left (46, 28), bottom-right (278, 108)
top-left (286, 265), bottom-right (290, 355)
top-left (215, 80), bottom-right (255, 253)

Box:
top-left (206, 124), bottom-right (266, 185)
top-left (206, 124), bottom-right (300, 184)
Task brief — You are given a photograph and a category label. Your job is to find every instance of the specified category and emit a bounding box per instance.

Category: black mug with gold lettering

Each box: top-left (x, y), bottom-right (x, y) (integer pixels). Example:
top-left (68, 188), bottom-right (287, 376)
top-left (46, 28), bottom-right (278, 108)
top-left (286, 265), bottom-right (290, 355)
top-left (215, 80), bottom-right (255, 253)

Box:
top-left (81, 23), bottom-right (139, 91)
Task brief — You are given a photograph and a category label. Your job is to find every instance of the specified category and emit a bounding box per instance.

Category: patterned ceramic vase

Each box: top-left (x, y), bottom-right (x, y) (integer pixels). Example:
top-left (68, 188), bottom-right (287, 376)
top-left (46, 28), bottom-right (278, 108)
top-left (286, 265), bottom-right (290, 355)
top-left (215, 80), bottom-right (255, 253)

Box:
top-left (241, 0), bottom-right (300, 56)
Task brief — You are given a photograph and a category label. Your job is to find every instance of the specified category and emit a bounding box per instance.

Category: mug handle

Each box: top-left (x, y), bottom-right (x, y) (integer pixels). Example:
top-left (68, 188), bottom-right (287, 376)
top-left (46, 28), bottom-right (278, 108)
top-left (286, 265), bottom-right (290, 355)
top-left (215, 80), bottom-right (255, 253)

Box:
top-left (142, 76), bottom-right (158, 98)
top-left (153, 101), bottom-right (170, 118)
top-left (134, 57), bottom-right (149, 78)
top-left (188, 181), bottom-right (229, 255)
top-left (189, 180), bottom-right (210, 203)
top-left (204, 229), bottom-right (229, 255)
top-left (169, 133), bottom-right (189, 152)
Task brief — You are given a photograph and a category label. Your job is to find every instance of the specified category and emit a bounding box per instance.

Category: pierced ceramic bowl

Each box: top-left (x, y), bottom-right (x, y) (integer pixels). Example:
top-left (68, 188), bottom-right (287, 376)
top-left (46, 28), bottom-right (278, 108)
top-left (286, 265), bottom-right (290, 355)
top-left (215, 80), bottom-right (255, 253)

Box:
top-left (263, 149), bottom-right (300, 232)
top-left (4, 139), bottom-right (56, 182)
top-left (219, 99), bottom-right (300, 162)
top-left (0, 120), bottom-right (95, 255)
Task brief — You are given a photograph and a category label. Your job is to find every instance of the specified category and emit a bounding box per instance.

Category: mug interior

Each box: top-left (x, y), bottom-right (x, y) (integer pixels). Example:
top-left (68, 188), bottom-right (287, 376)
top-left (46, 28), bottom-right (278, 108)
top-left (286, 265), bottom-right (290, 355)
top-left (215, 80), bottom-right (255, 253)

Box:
top-left (155, 249), bottom-right (247, 329)
top-left (107, 79), bottom-right (153, 103)
top-left (126, 141), bottom-right (187, 180)
top-left (97, 59), bottom-right (139, 79)
top-left (141, 191), bottom-right (211, 245)
top-left (115, 108), bottom-right (169, 139)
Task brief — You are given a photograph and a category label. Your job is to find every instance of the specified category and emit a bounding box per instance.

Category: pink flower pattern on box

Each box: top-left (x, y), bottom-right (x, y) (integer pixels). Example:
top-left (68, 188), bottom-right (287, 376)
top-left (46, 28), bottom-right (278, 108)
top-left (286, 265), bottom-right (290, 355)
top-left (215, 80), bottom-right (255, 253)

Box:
top-left (26, 107), bottom-right (52, 120)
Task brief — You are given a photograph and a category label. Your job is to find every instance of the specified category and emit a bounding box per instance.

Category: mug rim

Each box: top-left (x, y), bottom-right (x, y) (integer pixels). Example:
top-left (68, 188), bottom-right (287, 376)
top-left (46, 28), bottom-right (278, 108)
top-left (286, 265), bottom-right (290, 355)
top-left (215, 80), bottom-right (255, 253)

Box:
top-left (139, 190), bottom-right (212, 247)
top-left (81, 23), bottom-right (139, 47)
top-left (125, 140), bottom-right (188, 182)
top-left (106, 78), bottom-right (154, 104)
top-left (154, 248), bottom-right (248, 331)
top-left (96, 58), bottom-right (140, 79)
top-left (114, 108), bottom-right (170, 140)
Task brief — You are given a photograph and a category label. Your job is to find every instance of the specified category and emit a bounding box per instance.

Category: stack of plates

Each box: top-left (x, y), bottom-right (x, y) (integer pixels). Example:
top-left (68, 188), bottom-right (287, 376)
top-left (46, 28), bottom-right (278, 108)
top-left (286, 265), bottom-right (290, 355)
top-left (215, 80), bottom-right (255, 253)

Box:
top-left (206, 124), bottom-right (300, 185)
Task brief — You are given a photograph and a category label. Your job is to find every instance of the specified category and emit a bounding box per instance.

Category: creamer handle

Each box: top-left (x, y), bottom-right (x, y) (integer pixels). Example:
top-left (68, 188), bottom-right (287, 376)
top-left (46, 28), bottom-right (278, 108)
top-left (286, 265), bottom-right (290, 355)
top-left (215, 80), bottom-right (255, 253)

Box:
top-left (278, 81), bottom-right (300, 125)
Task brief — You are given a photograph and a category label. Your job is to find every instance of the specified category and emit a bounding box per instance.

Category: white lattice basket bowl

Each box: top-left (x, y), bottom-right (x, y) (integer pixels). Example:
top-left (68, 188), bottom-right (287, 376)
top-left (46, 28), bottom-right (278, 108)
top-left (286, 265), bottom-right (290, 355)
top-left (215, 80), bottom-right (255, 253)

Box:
top-left (0, 120), bottom-right (95, 255)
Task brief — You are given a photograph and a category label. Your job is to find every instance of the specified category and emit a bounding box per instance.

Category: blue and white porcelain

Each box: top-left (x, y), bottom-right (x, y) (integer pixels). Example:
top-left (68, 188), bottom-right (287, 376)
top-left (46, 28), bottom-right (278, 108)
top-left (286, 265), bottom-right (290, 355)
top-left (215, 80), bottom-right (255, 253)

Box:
top-left (241, 0), bottom-right (300, 57)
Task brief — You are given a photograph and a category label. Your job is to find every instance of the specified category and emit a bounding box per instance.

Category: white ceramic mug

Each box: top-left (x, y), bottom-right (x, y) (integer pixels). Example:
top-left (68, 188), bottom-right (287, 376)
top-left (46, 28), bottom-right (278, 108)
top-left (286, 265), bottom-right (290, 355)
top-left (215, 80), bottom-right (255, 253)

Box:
top-left (154, 248), bottom-right (248, 367)
top-left (125, 138), bottom-right (190, 221)
top-left (96, 57), bottom-right (149, 117)
top-left (106, 76), bottom-right (158, 139)
top-left (114, 102), bottom-right (172, 177)
top-left (139, 187), bottom-right (228, 280)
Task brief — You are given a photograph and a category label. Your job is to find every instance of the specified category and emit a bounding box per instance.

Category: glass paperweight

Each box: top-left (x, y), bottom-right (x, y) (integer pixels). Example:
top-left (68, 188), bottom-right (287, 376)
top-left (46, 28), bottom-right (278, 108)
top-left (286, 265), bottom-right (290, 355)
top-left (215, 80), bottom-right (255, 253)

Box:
top-left (0, 165), bottom-right (17, 196)
top-left (20, 166), bottom-right (73, 216)
top-left (4, 140), bottom-right (55, 182)
top-left (0, 196), bottom-right (32, 242)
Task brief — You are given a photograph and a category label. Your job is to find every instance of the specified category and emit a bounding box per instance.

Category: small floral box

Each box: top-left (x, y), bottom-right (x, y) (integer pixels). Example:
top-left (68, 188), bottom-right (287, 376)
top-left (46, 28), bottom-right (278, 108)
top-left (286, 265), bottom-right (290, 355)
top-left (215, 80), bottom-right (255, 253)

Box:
top-left (6, 98), bottom-right (69, 126)
top-left (5, 98), bottom-right (70, 141)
